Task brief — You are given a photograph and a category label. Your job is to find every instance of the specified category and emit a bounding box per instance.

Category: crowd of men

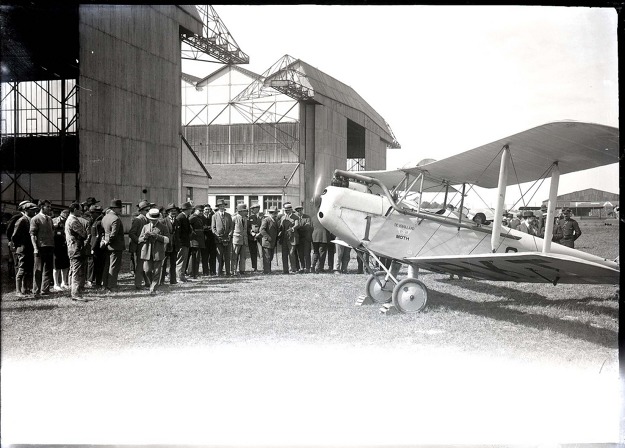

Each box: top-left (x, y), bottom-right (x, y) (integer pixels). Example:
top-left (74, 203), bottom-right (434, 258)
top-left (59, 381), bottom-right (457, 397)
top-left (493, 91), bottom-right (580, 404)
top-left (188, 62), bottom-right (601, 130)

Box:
top-left (501, 204), bottom-right (582, 248)
top-left (6, 197), bottom-right (364, 301)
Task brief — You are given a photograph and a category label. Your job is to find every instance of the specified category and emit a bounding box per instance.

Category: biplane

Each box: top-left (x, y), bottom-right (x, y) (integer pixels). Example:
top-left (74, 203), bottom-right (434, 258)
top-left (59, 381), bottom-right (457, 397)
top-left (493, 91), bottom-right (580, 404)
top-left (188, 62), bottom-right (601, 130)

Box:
top-left (317, 121), bottom-right (620, 313)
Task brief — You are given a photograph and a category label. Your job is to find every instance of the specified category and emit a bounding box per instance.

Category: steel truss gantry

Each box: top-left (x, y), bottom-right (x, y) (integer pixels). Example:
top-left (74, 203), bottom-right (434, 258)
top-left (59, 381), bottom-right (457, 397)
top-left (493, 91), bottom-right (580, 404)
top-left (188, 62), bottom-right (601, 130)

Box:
top-left (180, 5), bottom-right (249, 65)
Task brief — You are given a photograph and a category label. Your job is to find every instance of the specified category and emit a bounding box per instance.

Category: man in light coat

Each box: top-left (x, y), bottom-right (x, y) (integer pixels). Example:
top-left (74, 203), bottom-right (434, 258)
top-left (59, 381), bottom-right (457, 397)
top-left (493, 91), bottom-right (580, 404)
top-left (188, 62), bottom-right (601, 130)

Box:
top-left (278, 202), bottom-right (300, 274)
top-left (30, 199), bottom-right (55, 297)
top-left (212, 199), bottom-right (233, 276)
top-left (65, 202), bottom-right (89, 301)
top-left (139, 208), bottom-right (170, 295)
top-left (231, 203), bottom-right (249, 275)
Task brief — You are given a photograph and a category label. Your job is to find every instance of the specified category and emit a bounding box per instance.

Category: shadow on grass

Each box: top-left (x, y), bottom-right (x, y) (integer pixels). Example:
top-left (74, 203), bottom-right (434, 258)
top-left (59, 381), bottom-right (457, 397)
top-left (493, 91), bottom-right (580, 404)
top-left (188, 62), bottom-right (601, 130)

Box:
top-left (436, 278), bottom-right (618, 319)
top-left (427, 288), bottom-right (617, 349)
top-left (2, 304), bottom-right (59, 312)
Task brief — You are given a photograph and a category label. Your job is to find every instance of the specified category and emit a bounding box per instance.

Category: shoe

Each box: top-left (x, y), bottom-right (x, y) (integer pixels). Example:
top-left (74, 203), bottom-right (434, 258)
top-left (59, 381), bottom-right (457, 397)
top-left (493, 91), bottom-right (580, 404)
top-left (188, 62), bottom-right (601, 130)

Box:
top-left (71, 296), bottom-right (89, 302)
top-left (170, 281), bottom-right (178, 285)
top-left (61, 284), bottom-right (69, 290)
top-left (16, 292), bottom-right (28, 299)
top-left (33, 293), bottom-right (42, 299)
top-left (53, 285), bottom-right (63, 292)
top-left (85, 281), bottom-right (93, 287)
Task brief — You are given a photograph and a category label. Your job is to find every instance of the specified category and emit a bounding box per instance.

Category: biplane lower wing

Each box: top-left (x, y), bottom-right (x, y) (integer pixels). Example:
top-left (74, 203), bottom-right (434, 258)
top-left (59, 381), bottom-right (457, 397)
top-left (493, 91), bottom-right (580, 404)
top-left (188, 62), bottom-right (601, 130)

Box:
top-left (404, 252), bottom-right (619, 284)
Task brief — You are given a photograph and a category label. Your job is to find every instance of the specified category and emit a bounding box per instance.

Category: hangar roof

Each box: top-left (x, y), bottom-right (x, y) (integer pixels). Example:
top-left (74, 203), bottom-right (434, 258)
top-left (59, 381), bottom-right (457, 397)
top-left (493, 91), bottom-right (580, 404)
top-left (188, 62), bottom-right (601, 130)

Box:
top-left (208, 163), bottom-right (300, 188)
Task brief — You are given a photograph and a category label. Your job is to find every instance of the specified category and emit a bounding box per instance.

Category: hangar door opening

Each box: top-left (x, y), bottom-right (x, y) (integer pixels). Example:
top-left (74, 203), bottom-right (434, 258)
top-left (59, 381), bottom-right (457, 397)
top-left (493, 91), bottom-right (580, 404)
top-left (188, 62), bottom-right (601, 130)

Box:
top-left (347, 119), bottom-right (365, 171)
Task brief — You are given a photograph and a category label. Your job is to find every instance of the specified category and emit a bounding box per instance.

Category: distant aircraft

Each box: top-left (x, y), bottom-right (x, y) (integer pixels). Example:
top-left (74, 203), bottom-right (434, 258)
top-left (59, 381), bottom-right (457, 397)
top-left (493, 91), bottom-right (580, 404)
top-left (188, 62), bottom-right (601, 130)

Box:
top-left (317, 121), bottom-right (620, 313)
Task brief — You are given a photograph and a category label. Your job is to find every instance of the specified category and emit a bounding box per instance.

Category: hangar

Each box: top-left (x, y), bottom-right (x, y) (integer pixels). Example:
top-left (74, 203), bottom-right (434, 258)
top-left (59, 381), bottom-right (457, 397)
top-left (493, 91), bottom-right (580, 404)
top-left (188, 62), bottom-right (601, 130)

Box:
top-left (541, 188), bottom-right (619, 218)
top-left (1, 4), bottom-right (400, 220)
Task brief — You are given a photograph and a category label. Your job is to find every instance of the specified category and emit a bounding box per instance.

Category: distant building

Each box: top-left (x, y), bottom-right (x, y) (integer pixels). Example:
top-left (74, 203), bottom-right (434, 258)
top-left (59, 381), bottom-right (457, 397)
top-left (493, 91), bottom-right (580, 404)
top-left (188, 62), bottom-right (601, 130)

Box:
top-left (541, 188), bottom-right (619, 218)
top-left (181, 56), bottom-right (400, 214)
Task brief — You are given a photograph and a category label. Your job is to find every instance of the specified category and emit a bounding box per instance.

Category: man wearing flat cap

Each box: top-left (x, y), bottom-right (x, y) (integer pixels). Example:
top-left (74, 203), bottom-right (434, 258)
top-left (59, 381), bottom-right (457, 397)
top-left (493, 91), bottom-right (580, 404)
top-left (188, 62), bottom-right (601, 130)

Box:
top-left (6, 201), bottom-right (29, 281)
top-left (30, 199), bottom-right (55, 297)
top-left (175, 201), bottom-right (193, 282)
top-left (231, 203), bottom-right (249, 275)
top-left (211, 199), bottom-right (233, 276)
top-left (129, 200), bottom-right (151, 289)
top-left (278, 202), bottom-right (300, 274)
top-left (12, 203), bottom-right (38, 297)
top-left (557, 208), bottom-right (581, 248)
top-left (101, 198), bottom-right (126, 292)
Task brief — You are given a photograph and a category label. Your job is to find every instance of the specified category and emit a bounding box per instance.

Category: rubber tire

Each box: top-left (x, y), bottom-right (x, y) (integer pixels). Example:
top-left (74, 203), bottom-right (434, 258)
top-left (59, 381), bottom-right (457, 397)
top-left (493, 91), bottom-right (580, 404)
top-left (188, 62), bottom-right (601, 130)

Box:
top-left (392, 278), bottom-right (428, 313)
top-left (365, 270), bottom-right (394, 304)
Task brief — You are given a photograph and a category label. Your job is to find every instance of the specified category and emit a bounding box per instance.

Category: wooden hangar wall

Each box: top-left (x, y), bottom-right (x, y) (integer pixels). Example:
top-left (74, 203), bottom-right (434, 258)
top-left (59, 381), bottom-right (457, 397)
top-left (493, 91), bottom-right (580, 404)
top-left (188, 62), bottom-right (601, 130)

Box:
top-left (78, 5), bottom-right (203, 209)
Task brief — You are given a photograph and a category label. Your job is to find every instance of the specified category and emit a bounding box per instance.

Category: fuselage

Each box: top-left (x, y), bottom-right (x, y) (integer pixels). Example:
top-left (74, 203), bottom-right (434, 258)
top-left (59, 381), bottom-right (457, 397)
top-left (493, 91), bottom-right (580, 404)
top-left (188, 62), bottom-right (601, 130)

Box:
top-left (318, 185), bottom-right (618, 270)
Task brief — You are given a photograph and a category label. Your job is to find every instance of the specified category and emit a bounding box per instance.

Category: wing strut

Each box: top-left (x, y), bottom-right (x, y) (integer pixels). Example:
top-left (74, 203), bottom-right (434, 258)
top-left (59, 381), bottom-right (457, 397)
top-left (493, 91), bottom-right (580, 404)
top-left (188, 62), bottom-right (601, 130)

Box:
top-left (491, 145), bottom-right (510, 252)
top-left (542, 162), bottom-right (560, 253)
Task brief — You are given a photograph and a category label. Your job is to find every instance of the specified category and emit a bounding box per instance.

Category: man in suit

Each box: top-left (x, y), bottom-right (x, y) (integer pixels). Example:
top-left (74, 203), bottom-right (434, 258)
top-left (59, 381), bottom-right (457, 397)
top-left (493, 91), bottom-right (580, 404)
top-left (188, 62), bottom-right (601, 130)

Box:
top-left (160, 203), bottom-right (178, 285)
top-left (259, 206), bottom-right (279, 274)
top-left (203, 204), bottom-right (216, 275)
top-left (12, 202), bottom-right (38, 297)
top-left (279, 202), bottom-right (300, 274)
top-left (128, 200), bottom-right (150, 290)
top-left (212, 199), bottom-right (233, 276)
top-left (65, 202), bottom-right (89, 301)
top-left (295, 205), bottom-right (313, 273)
top-left (139, 208), bottom-right (170, 295)
top-left (247, 203), bottom-right (262, 272)
top-left (188, 204), bottom-right (206, 279)
top-left (231, 203), bottom-right (249, 275)
top-left (30, 199), bottom-right (55, 298)
top-left (175, 201), bottom-right (193, 282)
top-left (311, 219), bottom-right (330, 274)
top-left (89, 204), bottom-right (106, 289)
top-left (101, 198), bottom-right (126, 292)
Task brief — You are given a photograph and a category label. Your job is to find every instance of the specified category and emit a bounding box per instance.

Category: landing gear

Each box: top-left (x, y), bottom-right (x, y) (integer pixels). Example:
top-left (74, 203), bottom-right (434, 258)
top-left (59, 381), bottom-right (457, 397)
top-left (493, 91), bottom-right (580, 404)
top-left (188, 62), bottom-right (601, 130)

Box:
top-left (365, 271), bottom-right (394, 303)
top-left (392, 278), bottom-right (428, 313)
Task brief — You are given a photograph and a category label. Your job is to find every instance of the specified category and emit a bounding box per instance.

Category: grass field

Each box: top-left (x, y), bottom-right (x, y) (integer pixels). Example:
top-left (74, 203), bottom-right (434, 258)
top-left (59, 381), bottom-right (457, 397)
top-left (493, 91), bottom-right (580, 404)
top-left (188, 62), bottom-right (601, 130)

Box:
top-left (1, 221), bottom-right (620, 445)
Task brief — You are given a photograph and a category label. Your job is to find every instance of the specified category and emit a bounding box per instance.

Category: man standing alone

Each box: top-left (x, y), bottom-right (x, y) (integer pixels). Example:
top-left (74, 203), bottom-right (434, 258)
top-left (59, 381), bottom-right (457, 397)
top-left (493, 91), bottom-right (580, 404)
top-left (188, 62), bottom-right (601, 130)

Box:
top-left (558, 208), bottom-right (582, 248)
top-left (30, 199), bottom-right (55, 297)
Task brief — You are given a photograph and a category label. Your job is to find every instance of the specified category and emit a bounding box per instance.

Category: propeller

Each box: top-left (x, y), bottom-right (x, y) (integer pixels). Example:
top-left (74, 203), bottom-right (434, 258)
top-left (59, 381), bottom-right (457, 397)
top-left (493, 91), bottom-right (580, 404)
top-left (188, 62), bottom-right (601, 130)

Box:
top-left (310, 174), bottom-right (324, 209)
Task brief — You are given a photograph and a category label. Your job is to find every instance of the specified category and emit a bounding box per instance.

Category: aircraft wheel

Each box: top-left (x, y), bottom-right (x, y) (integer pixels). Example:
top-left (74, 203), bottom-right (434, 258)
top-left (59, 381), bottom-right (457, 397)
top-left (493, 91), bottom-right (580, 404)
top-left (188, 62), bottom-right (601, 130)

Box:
top-left (392, 278), bottom-right (428, 313)
top-left (365, 271), bottom-right (394, 303)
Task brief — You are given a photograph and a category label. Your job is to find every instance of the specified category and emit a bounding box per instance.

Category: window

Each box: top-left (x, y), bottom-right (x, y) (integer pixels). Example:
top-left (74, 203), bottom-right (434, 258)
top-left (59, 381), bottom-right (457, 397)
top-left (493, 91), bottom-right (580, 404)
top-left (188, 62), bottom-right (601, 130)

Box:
top-left (263, 195), bottom-right (282, 211)
top-left (216, 195), bottom-right (230, 208)
top-left (121, 202), bottom-right (132, 216)
top-left (186, 187), bottom-right (193, 202)
top-left (347, 158), bottom-right (365, 171)
top-left (248, 195), bottom-right (259, 209)
top-left (234, 195), bottom-right (245, 208)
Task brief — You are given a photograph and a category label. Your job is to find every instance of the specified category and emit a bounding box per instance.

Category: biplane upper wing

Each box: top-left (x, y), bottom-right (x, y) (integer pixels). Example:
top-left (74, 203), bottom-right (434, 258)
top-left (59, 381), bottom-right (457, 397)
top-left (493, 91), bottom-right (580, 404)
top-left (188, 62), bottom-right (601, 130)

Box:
top-left (399, 121), bottom-right (619, 188)
top-left (404, 251), bottom-right (620, 284)
top-left (355, 168), bottom-right (458, 193)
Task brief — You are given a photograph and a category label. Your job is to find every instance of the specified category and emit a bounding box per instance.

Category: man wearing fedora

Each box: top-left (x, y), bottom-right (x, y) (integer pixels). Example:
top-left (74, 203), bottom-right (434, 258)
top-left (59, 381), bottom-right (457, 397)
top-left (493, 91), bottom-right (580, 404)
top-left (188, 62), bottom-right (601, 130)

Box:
top-left (129, 200), bottom-right (151, 290)
top-left (139, 208), bottom-right (170, 295)
top-left (231, 203), bottom-right (249, 275)
top-left (175, 201), bottom-right (193, 282)
top-left (188, 204), bottom-right (206, 279)
top-left (211, 199), bottom-right (233, 276)
top-left (278, 202), bottom-right (300, 274)
top-left (12, 202), bottom-right (38, 297)
top-left (101, 198), bottom-right (126, 292)
top-left (295, 205), bottom-right (313, 273)
top-left (89, 204), bottom-right (106, 289)
top-left (203, 204), bottom-right (216, 275)
top-left (160, 203), bottom-right (178, 285)
top-left (247, 202), bottom-right (262, 272)
top-left (259, 206), bottom-right (279, 274)
top-left (519, 210), bottom-right (539, 235)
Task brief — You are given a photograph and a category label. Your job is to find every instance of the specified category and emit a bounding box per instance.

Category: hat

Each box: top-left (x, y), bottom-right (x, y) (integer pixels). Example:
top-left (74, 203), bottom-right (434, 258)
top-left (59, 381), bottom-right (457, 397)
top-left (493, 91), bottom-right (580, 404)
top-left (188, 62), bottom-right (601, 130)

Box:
top-left (17, 200), bottom-right (29, 211)
top-left (562, 208), bottom-right (571, 213)
top-left (89, 204), bottom-right (103, 212)
top-left (295, 205), bottom-right (303, 210)
top-left (522, 210), bottom-right (534, 218)
top-left (38, 199), bottom-right (51, 207)
top-left (110, 198), bottom-right (122, 208)
top-left (165, 203), bottom-right (177, 212)
top-left (236, 204), bottom-right (248, 212)
top-left (204, 203), bottom-right (212, 209)
top-left (85, 197), bottom-right (99, 206)
top-left (250, 202), bottom-right (260, 209)
top-left (216, 199), bottom-right (226, 207)
top-left (180, 201), bottom-right (193, 210)
top-left (147, 208), bottom-right (160, 220)
top-left (23, 202), bottom-right (38, 211)
top-left (283, 202), bottom-right (293, 210)
top-left (540, 204), bottom-right (548, 210)
top-left (137, 200), bottom-right (150, 211)
top-left (268, 206), bottom-right (278, 213)
top-left (194, 204), bottom-right (204, 211)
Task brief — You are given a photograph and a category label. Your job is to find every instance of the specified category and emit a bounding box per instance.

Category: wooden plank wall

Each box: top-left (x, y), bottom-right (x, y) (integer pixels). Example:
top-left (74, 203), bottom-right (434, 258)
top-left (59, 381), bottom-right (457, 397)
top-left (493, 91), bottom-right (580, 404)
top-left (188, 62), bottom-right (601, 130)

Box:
top-left (78, 5), bottom-right (202, 208)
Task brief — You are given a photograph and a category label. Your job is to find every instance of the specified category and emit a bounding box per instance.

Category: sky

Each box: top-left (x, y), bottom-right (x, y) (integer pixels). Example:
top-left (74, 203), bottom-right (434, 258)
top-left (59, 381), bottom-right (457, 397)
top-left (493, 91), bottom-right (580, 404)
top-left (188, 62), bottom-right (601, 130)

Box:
top-left (184, 5), bottom-right (619, 209)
